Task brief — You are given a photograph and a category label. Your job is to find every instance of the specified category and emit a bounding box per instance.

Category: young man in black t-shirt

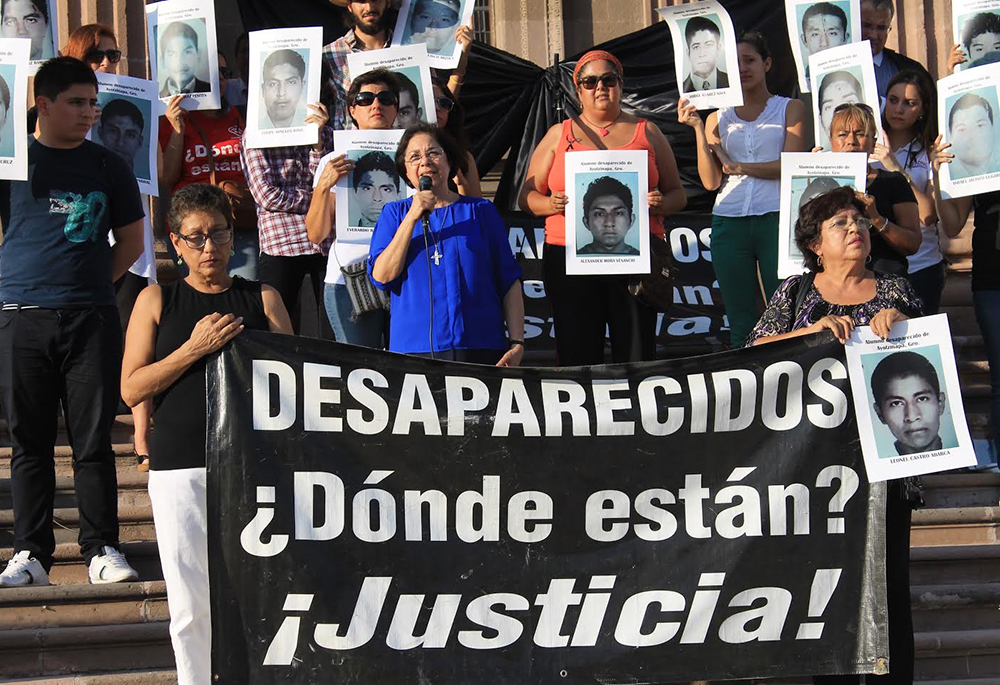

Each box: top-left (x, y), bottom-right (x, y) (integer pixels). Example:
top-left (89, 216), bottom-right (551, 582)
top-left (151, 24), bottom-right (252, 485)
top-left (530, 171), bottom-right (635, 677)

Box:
top-left (0, 57), bottom-right (145, 587)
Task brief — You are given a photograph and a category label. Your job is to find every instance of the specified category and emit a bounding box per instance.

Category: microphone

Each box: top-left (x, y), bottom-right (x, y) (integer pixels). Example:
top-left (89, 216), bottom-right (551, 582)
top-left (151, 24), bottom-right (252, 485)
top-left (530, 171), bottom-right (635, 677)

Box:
top-left (418, 174), bottom-right (433, 234)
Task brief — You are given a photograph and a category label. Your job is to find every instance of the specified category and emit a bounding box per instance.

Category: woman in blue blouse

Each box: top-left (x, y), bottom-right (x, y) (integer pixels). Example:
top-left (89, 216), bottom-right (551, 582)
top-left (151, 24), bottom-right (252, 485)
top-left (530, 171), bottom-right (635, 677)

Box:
top-left (369, 124), bottom-right (525, 365)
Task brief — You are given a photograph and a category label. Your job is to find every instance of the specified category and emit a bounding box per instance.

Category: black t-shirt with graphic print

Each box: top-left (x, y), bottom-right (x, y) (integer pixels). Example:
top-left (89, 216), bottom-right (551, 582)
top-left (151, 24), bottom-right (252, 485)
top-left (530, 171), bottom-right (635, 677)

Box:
top-left (0, 138), bottom-right (144, 307)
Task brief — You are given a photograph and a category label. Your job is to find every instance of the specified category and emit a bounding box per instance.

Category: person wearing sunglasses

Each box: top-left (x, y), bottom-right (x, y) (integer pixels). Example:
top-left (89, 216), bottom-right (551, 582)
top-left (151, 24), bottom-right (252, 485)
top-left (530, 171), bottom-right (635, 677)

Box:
top-left (678, 32), bottom-right (807, 349)
top-left (431, 75), bottom-right (480, 196)
top-left (306, 68), bottom-right (401, 347)
top-left (519, 50), bottom-right (686, 366)
top-left (827, 103), bottom-right (921, 277)
top-left (121, 184), bottom-right (291, 685)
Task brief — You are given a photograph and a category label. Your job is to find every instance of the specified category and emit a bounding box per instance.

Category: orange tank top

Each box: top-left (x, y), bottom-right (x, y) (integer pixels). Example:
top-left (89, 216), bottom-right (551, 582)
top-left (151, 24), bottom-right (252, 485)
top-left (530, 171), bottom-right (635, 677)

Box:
top-left (544, 117), bottom-right (665, 246)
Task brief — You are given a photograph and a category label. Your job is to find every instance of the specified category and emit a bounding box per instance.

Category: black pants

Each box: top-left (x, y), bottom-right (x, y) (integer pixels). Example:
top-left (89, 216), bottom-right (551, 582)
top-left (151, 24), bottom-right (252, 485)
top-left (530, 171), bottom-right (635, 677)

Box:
top-left (258, 252), bottom-right (331, 338)
top-left (905, 260), bottom-right (946, 316)
top-left (543, 244), bottom-right (657, 366)
top-left (814, 483), bottom-right (914, 684)
top-left (0, 306), bottom-right (122, 570)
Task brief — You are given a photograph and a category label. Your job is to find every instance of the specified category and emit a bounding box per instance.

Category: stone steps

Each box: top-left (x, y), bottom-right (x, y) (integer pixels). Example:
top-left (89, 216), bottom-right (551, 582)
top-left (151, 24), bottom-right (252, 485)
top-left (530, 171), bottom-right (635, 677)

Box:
top-left (0, 581), bottom-right (169, 631)
top-left (915, 629), bottom-right (1000, 681)
top-left (911, 506), bottom-right (1000, 546)
top-left (911, 583), bottom-right (1000, 632)
top-left (0, 506), bottom-right (156, 547)
top-left (922, 473), bottom-right (1000, 509)
top-left (5, 670), bottom-right (178, 684)
top-left (910, 543), bottom-right (1000, 586)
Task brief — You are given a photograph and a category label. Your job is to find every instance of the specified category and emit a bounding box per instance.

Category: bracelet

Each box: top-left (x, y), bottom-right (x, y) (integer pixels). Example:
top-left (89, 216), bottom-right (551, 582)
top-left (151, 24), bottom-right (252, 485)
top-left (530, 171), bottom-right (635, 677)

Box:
top-left (875, 216), bottom-right (889, 233)
top-left (509, 339), bottom-right (524, 347)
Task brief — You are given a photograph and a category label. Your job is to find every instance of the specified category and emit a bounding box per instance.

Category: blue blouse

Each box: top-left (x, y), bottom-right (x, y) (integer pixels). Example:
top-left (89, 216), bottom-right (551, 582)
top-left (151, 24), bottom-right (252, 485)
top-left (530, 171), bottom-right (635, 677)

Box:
top-left (368, 195), bottom-right (522, 354)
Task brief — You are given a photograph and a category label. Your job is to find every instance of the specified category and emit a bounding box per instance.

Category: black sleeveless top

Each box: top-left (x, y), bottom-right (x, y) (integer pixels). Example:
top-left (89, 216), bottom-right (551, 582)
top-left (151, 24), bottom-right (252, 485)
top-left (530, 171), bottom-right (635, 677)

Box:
top-left (150, 277), bottom-right (268, 471)
top-left (972, 191), bottom-right (1000, 292)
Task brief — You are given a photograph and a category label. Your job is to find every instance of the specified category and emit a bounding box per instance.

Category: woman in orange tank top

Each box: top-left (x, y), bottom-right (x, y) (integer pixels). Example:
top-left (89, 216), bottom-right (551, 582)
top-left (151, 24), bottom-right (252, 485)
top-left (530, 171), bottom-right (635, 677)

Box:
top-left (519, 50), bottom-right (686, 366)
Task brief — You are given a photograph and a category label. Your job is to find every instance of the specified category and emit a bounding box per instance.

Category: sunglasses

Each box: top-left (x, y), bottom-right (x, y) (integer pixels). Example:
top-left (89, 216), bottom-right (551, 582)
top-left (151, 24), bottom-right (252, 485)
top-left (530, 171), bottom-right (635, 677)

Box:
top-left (435, 96), bottom-right (455, 112)
top-left (353, 91), bottom-right (398, 108)
top-left (577, 73), bottom-right (621, 90)
top-left (84, 48), bottom-right (122, 64)
top-left (834, 102), bottom-right (874, 114)
top-left (176, 228), bottom-right (233, 250)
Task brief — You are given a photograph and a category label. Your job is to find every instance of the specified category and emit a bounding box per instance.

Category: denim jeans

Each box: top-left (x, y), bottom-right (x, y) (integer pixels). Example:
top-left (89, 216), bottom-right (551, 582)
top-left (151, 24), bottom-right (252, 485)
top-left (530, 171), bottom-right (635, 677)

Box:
top-left (323, 282), bottom-right (387, 348)
top-left (973, 290), bottom-right (1000, 446)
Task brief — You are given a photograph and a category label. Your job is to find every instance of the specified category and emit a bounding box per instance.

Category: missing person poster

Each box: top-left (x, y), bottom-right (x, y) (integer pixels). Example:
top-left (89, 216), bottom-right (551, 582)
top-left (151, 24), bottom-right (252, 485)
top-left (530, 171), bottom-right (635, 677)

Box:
top-left (0, 38), bottom-right (28, 180)
top-left (347, 44), bottom-right (437, 128)
top-left (88, 73), bottom-right (159, 197)
top-left (146, 0), bottom-right (221, 111)
top-left (952, 0), bottom-right (1000, 72)
top-left (0, 0), bottom-right (57, 75)
top-left (786, 0), bottom-right (861, 93)
top-left (937, 67), bottom-right (1000, 198)
top-left (809, 40), bottom-right (880, 149)
top-left (845, 314), bottom-right (977, 482)
top-left (245, 27), bottom-right (323, 150)
top-left (657, 0), bottom-right (742, 110)
top-left (564, 150), bottom-right (650, 276)
top-left (392, 0), bottom-right (473, 69)
top-left (778, 152), bottom-right (868, 278)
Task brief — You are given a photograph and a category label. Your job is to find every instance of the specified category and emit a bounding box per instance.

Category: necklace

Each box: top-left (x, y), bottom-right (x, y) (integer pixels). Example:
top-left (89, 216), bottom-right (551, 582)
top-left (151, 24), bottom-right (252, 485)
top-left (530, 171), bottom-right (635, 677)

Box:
top-left (580, 112), bottom-right (621, 137)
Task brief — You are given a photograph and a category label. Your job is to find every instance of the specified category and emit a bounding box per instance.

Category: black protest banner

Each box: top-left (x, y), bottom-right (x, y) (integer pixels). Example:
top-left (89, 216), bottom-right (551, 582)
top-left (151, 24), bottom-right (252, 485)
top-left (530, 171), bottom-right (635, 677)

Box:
top-left (207, 331), bottom-right (888, 684)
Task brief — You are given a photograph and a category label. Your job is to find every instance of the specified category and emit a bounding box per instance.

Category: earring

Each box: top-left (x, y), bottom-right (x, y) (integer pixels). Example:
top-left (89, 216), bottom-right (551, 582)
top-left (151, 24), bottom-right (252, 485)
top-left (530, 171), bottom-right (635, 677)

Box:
top-left (866, 254), bottom-right (872, 264)
top-left (817, 255), bottom-right (823, 267)
top-left (229, 248), bottom-right (235, 257)
top-left (177, 257), bottom-right (183, 266)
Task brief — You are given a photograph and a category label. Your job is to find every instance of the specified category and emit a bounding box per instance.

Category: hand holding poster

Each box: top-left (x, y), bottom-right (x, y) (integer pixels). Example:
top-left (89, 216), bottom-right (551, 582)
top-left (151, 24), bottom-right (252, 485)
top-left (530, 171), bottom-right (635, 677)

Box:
top-left (0, 0), bottom-right (56, 75)
top-left (778, 152), bottom-right (868, 278)
top-left (0, 38), bottom-right (28, 180)
top-left (936, 68), bottom-right (1000, 198)
top-left (392, 0), bottom-right (473, 69)
top-left (146, 0), bottom-right (221, 112)
top-left (845, 313), bottom-right (977, 481)
top-left (785, 0), bottom-right (861, 93)
top-left (347, 44), bottom-right (437, 127)
top-left (564, 150), bottom-right (650, 276)
top-left (657, 0), bottom-right (742, 110)
top-left (809, 41), bottom-right (880, 149)
top-left (89, 73), bottom-right (159, 197)
top-left (952, 0), bottom-right (1000, 72)
top-left (245, 27), bottom-right (323, 150)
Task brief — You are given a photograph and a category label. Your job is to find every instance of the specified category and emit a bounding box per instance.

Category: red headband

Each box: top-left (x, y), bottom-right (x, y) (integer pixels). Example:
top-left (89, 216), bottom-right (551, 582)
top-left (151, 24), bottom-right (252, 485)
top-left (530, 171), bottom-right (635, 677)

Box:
top-left (572, 50), bottom-right (623, 85)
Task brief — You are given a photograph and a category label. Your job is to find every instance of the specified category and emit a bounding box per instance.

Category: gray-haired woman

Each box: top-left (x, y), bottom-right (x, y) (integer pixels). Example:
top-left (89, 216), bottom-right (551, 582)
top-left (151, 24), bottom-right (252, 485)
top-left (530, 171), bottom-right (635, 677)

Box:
top-left (120, 184), bottom-right (291, 685)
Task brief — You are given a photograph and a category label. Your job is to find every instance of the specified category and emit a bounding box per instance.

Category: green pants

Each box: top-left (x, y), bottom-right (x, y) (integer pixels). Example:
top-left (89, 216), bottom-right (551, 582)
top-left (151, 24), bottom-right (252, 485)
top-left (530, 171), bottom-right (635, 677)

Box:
top-left (710, 212), bottom-right (781, 348)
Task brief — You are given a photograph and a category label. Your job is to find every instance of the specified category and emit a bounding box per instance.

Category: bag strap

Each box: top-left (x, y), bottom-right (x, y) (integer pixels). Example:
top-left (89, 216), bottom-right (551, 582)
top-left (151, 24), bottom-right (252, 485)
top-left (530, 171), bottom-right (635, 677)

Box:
top-left (186, 113), bottom-right (217, 186)
top-left (792, 272), bottom-right (816, 320)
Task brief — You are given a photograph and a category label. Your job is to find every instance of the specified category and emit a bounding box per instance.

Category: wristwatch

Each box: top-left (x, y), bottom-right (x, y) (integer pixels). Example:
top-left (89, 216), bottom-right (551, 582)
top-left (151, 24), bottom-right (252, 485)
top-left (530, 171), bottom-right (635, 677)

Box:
top-left (509, 339), bottom-right (524, 347)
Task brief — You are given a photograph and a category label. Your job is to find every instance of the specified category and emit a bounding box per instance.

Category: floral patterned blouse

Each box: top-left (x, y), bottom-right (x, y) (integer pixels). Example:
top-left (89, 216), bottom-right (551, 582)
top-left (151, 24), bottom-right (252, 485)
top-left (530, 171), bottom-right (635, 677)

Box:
top-left (746, 272), bottom-right (925, 345)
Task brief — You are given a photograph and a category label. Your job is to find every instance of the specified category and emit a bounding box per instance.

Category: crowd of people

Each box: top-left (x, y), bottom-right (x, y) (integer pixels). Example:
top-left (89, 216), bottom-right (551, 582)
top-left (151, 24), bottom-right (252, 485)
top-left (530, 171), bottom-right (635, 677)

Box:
top-left (0, 1), bottom-right (997, 684)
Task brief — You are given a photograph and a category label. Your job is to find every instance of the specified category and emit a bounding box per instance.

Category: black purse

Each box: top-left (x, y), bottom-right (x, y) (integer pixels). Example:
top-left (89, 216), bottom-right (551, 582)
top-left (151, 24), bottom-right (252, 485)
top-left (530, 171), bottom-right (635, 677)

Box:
top-left (628, 236), bottom-right (676, 311)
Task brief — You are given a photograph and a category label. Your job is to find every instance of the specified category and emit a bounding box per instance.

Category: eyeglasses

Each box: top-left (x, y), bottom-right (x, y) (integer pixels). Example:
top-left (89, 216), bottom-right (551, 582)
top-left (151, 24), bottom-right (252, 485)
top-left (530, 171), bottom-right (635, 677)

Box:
top-left (219, 67), bottom-right (235, 80)
top-left (435, 96), bottom-right (455, 111)
top-left (84, 48), bottom-right (122, 65)
top-left (405, 147), bottom-right (445, 166)
top-left (824, 217), bottom-right (873, 233)
top-left (176, 228), bottom-right (233, 250)
top-left (834, 102), bottom-right (874, 114)
top-left (353, 91), bottom-right (398, 108)
top-left (577, 73), bottom-right (621, 90)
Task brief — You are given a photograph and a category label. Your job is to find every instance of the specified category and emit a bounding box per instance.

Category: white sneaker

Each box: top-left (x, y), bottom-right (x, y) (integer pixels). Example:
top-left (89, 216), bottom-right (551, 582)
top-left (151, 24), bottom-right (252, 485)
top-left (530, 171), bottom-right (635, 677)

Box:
top-left (0, 551), bottom-right (50, 587)
top-left (88, 546), bottom-right (138, 584)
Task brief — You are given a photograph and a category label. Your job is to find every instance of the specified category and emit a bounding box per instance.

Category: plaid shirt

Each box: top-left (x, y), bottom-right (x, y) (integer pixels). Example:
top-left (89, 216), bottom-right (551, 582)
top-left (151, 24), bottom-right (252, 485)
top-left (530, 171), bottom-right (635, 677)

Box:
top-left (240, 127), bottom-right (335, 257)
top-left (322, 28), bottom-right (393, 131)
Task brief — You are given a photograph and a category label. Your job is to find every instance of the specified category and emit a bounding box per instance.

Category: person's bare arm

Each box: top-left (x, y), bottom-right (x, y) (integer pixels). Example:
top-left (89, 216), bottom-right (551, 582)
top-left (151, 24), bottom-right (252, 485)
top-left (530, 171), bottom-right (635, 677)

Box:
top-left (518, 123), bottom-right (566, 216)
top-left (110, 219), bottom-right (144, 281)
top-left (306, 155), bottom-right (351, 244)
top-left (677, 101), bottom-right (724, 191)
top-left (882, 202), bottom-right (922, 256)
top-left (930, 137), bottom-right (974, 238)
top-left (645, 122), bottom-right (687, 216)
top-left (261, 285), bottom-right (294, 333)
top-left (456, 151), bottom-right (482, 197)
top-left (160, 95), bottom-right (186, 189)
top-left (495, 281), bottom-right (525, 367)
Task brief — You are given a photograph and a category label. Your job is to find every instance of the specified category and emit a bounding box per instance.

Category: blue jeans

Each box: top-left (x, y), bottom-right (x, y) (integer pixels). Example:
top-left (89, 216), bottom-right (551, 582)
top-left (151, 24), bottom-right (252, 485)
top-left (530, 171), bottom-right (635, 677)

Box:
top-left (323, 283), bottom-right (387, 348)
top-left (973, 290), bottom-right (1000, 446)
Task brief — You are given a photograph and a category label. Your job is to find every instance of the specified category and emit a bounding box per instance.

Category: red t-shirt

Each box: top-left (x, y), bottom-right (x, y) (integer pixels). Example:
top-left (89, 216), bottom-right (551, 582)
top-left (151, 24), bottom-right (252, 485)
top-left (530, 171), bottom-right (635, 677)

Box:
top-left (158, 107), bottom-right (246, 192)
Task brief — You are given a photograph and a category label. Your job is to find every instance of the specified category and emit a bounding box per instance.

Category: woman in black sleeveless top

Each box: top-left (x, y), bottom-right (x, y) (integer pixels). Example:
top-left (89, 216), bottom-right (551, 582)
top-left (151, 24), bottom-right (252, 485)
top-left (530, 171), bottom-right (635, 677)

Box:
top-left (120, 184), bottom-right (291, 685)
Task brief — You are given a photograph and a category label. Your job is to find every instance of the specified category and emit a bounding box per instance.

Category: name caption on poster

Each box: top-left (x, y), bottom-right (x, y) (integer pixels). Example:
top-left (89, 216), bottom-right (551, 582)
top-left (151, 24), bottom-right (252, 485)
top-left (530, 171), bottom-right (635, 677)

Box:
top-left (858, 329), bottom-right (931, 351)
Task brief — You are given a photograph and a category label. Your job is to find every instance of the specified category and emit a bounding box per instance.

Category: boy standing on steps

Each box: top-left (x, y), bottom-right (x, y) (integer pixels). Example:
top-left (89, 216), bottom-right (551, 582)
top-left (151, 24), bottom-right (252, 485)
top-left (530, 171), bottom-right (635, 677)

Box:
top-left (0, 57), bottom-right (144, 587)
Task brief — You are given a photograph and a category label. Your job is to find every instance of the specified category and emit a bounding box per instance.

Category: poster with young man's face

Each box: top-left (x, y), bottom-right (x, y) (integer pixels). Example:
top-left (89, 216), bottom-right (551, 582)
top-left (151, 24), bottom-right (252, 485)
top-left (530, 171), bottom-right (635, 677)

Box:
top-left (808, 41), bottom-right (880, 149)
top-left (937, 67), bottom-right (1000, 198)
top-left (87, 72), bottom-right (159, 196)
top-left (346, 44), bottom-right (438, 129)
top-left (245, 27), bottom-right (323, 150)
top-left (393, 0), bottom-right (474, 68)
top-left (146, 0), bottom-right (221, 111)
top-left (785, 0), bottom-right (861, 93)
top-left (0, 38), bottom-right (28, 180)
top-left (657, 0), bottom-right (743, 110)
top-left (952, 0), bottom-right (1000, 72)
top-left (0, 0), bottom-right (57, 74)
top-left (844, 314), bottom-right (977, 481)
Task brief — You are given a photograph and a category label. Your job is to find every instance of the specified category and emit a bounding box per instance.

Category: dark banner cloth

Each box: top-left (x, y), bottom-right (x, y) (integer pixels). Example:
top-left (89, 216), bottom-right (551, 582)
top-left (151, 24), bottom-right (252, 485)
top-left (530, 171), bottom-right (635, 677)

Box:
top-left (207, 331), bottom-right (888, 683)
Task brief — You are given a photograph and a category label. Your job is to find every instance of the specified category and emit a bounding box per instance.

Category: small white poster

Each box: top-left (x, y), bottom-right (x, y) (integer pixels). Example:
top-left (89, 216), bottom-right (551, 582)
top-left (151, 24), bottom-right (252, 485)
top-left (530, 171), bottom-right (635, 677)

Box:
top-left (785, 0), bottom-right (861, 93)
top-left (564, 150), bottom-right (650, 276)
top-left (392, 0), bottom-right (474, 69)
top-left (146, 0), bottom-right (221, 111)
top-left (88, 73), bottom-right (159, 197)
top-left (245, 27), bottom-right (323, 150)
top-left (331, 129), bottom-right (412, 245)
top-left (0, 38), bottom-right (29, 181)
top-left (347, 44), bottom-right (437, 128)
top-left (657, 0), bottom-right (742, 110)
top-left (952, 0), bottom-right (1000, 72)
top-left (937, 68), bottom-right (1000, 198)
top-left (0, 0), bottom-right (57, 75)
top-left (778, 152), bottom-right (868, 278)
top-left (845, 314), bottom-right (977, 482)
top-left (809, 40), bottom-right (880, 149)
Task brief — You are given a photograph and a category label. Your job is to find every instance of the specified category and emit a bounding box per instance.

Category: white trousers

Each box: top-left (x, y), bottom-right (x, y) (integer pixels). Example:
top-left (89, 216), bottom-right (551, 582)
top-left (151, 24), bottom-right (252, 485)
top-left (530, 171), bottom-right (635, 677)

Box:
top-left (148, 467), bottom-right (211, 685)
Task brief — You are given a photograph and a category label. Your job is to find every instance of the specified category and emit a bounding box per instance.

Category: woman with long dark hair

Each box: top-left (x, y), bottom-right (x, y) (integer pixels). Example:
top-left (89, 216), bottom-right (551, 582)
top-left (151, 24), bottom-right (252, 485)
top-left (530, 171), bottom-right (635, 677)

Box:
top-left (431, 75), bottom-right (481, 196)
